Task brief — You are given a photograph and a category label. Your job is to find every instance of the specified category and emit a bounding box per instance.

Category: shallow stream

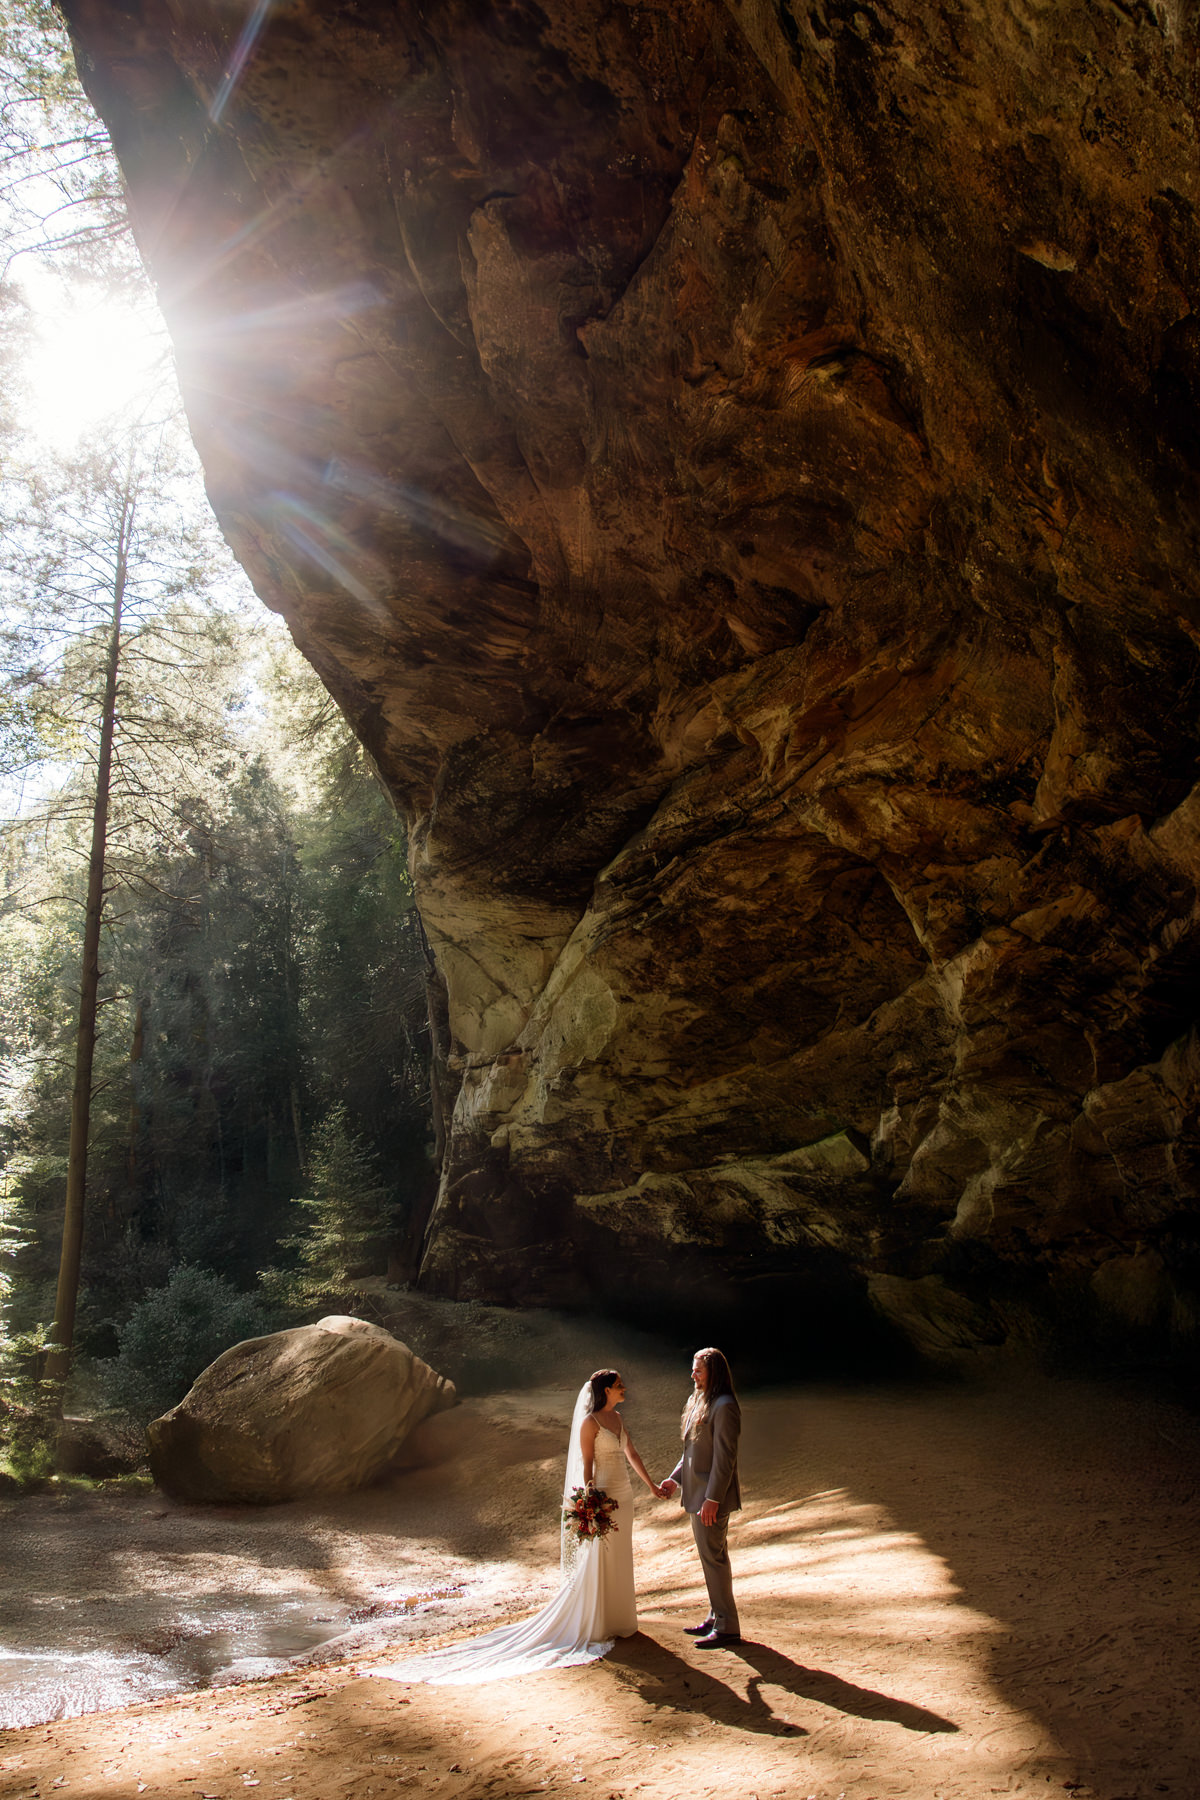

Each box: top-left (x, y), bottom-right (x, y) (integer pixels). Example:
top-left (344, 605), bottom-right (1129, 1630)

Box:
top-left (0, 1591), bottom-right (352, 1729)
top-left (0, 1452), bottom-right (537, 1736)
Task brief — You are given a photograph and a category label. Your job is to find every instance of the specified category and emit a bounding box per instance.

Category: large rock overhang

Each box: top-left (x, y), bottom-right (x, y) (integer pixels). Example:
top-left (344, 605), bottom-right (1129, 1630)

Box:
top-left (61, 0), bottom-right (1200, 1362)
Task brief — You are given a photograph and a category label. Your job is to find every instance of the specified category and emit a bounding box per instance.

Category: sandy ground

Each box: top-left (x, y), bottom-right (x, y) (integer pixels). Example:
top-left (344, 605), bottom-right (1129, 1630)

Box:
top-left (3, 1342), bottom-right (1200, 1800)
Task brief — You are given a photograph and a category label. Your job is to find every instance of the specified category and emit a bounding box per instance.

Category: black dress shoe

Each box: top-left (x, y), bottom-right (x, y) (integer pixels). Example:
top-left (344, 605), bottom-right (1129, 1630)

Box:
top-left (684, 1618), bottom-right (715, 1636)
top-left (693, 1630), bottom-right (742, 1648)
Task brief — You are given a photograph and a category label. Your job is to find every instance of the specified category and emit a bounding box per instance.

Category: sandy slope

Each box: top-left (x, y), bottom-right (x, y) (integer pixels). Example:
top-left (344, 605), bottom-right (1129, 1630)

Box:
top-left (3, 1352), bottom-right (1200, 1800)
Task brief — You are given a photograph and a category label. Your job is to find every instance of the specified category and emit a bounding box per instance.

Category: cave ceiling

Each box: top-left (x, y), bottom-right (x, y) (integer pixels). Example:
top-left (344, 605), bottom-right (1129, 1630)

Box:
top-left (61, 0), bottom-right (1200, 1360)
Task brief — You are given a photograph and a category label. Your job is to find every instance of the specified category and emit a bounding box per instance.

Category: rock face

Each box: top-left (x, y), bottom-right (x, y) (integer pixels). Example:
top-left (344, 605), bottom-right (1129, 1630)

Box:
top-left (148, 1316), bottom-right (456, 1504)
top-left (62, 1), bottom-right (1200, 1360)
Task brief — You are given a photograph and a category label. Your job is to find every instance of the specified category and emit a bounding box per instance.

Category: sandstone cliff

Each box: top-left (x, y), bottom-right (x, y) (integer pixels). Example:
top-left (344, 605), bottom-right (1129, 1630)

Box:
top-left (61, 0), bottom-right (1200, 1361)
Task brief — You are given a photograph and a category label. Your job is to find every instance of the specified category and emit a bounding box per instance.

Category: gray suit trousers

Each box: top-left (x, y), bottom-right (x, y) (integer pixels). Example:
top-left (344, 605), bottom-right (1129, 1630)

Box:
top-left (691, 1510), bottom-right (739, 1634)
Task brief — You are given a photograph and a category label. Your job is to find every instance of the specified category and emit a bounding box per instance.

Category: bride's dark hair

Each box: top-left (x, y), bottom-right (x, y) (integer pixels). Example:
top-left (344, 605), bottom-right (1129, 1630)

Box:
top-left (681, 1347), bottom-right (736, 1437)
top-left (587, 1369), bottom-right (621, 1413)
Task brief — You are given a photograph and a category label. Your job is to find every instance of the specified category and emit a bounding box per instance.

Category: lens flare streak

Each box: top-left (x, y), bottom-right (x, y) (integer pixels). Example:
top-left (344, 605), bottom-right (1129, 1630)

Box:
top-left (323, 458), bottom-right (512, 563)
top-left (184, 282), bottom-right (385, 351)
top-left (210, 0), bottom-right (274, 124)
top-left (271, 493), bottom-right (389, 619)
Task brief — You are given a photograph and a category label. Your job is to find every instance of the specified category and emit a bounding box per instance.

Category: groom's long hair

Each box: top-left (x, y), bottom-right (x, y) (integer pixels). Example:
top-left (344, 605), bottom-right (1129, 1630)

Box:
top-left (681, 1347), bottom-right (736, 1438)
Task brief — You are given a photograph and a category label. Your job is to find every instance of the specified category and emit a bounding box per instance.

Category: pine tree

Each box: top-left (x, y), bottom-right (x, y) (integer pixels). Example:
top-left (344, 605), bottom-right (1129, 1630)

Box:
top-left (261, 1105), bottom-right (394, 1310)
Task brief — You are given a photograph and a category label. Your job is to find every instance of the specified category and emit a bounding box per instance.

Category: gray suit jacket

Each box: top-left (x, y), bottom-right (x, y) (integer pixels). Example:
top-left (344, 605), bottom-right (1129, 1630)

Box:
top-left (670, 1392), bottom-right (742, 1515)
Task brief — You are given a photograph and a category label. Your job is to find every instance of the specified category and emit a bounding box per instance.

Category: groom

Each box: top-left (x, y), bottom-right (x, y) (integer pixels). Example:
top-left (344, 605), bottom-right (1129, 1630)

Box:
top-left (660, 1346), bottom-right (742, 1647)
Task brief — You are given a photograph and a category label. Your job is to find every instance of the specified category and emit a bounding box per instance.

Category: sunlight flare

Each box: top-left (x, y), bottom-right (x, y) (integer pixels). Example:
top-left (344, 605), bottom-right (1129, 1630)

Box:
top-left (22, 272), bottom-right (171, 447)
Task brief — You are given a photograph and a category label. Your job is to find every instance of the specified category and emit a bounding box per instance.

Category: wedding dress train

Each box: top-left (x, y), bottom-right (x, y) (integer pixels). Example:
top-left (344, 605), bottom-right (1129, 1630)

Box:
top-left (371, 1406), bottom-right (637, 1688)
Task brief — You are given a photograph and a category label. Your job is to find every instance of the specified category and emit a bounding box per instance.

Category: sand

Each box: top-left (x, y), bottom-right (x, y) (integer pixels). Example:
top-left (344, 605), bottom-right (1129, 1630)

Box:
top-left (2, 1346), bottom-right (1200, 1800)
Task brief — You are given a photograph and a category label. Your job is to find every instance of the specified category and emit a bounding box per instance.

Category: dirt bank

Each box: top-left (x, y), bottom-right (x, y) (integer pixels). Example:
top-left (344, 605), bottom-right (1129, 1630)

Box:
top-left (3, 1356), bottom-right (1200, 1800)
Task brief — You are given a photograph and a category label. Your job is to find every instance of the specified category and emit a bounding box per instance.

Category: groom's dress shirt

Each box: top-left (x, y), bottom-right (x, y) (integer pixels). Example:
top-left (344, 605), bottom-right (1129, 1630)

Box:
top-left (670, 1392), bottom-right (742, 1515)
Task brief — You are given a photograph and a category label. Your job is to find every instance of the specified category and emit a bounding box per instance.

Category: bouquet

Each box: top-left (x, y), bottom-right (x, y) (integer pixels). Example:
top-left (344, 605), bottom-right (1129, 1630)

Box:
top-left (562, 1485), bottom-right (619, 1543)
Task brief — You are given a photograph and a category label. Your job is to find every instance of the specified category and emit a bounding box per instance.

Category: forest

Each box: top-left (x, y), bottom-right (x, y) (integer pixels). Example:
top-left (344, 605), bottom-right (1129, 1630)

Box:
top-left (0, 0), bottom-right (433, 1479)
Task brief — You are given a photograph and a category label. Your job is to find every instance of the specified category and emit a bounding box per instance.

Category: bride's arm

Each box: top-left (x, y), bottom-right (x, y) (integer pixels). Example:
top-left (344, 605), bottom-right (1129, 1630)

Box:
top-left (580, 1414), bottom-right (599, 1487)
top-left (623, 1432), bottom-right (666, 1496)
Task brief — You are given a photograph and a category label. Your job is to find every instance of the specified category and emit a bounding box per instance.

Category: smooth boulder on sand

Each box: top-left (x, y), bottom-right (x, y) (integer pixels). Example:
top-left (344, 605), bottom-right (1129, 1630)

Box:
top-left (147, 1315), bottom-right (457, 1504)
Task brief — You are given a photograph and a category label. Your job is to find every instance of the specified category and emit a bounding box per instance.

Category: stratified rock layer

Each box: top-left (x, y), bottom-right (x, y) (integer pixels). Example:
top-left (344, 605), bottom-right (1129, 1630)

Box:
top-left (148, 1316), bottom-right (456, 1504)
top-left (63, 1), bottom-right (1200, 1358)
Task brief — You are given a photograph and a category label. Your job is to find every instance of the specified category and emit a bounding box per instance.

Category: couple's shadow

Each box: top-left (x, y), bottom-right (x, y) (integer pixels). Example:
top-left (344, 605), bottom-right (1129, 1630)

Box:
top-left (606, 1632), bottom-right (958, 1739)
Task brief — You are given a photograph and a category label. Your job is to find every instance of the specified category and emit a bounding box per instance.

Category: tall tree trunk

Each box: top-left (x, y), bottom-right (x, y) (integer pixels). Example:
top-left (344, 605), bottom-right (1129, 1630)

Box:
top-left (44, 511), bottom-right (128, 1394)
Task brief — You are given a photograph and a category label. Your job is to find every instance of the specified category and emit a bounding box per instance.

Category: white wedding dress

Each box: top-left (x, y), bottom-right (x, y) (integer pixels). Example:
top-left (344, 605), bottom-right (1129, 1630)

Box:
top-left (370, 1389), bottom-right (637, 1687)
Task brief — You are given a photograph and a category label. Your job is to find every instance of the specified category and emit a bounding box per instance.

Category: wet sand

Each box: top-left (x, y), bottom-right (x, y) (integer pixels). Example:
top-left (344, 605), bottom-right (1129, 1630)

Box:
top-left (3, 1349), bottom-right (1200, 1800)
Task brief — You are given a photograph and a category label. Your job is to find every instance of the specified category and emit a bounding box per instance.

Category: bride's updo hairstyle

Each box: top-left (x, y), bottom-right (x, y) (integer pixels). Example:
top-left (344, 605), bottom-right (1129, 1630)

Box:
top-left (587, 1369), bottom-right (621, 1413)
top-left (682, 1346), bottom-right (736, 1438)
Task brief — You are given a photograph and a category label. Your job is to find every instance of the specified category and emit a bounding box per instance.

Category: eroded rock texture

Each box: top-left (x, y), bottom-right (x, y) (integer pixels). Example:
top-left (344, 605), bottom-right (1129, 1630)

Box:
top-left (148, 1315), bottom-right (456, 1503)
top-left (63, 0), bottom-right (1200, 1359)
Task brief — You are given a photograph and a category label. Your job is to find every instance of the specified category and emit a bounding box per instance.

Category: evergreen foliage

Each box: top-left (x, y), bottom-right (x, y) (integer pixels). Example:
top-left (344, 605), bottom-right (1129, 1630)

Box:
top-left (0, 645), bottom-right (433, 1424)
top-left (0, 0), bottom-right (134, 279)
top-left (260, 1104), bottom-right (395, 1313)
top-left (99, 1263), bottom-right (267, 1425)
top-left (0, 1196), bottom-right (58, 1481)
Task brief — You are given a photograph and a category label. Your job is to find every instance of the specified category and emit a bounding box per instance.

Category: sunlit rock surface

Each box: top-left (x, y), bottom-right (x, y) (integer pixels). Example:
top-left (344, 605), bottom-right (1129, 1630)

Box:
top-left (148, 1316), bottom-right (457, 1504)
top-left (64, 0), bottom-right (1200, 1360)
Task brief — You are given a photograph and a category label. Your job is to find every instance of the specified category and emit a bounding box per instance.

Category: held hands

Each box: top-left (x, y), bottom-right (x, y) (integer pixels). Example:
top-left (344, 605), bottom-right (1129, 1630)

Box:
top-left (653, 1477), bottom-right (716, 1521)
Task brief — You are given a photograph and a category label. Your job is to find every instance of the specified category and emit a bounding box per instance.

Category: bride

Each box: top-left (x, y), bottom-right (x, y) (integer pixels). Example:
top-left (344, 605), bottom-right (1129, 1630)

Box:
top-left (372, 1368), bottom-right (664, 1686)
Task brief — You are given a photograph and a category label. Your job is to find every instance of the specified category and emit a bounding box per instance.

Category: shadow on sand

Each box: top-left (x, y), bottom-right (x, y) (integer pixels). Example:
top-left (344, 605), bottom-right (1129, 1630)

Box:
top-left (608, 1631), bottom-right (958, 1739)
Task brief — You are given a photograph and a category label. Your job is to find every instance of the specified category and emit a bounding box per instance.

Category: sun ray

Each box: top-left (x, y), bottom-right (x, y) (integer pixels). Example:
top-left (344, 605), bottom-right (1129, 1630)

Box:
top-left (209, 0), bottom-right (275, 124)
top-left (22, 269), bottom-right (171, 447)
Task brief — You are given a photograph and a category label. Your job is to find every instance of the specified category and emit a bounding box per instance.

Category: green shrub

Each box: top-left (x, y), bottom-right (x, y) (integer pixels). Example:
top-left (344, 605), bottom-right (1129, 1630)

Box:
top-left (0, 1324), bottom-right (62, 1486)
top-left (100, 1264), bottom-right (267, 1424)
top-left (0, 1397), bottom-right (57, 1484)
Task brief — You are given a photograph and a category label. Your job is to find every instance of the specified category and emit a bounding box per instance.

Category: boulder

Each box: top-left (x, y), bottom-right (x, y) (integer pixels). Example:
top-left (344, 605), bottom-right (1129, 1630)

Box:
top-left (147, 1315), bottom-right (457, 1504)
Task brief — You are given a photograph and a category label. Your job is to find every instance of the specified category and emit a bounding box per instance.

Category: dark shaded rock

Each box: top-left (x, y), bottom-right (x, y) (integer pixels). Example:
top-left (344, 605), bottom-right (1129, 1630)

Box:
top-left (147, 1316), bottom-right (456, 1505)
top-left (56, 1416), bottom-right (142, 1479)
top-left (60, 0), bottom-right (1200, 1362)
